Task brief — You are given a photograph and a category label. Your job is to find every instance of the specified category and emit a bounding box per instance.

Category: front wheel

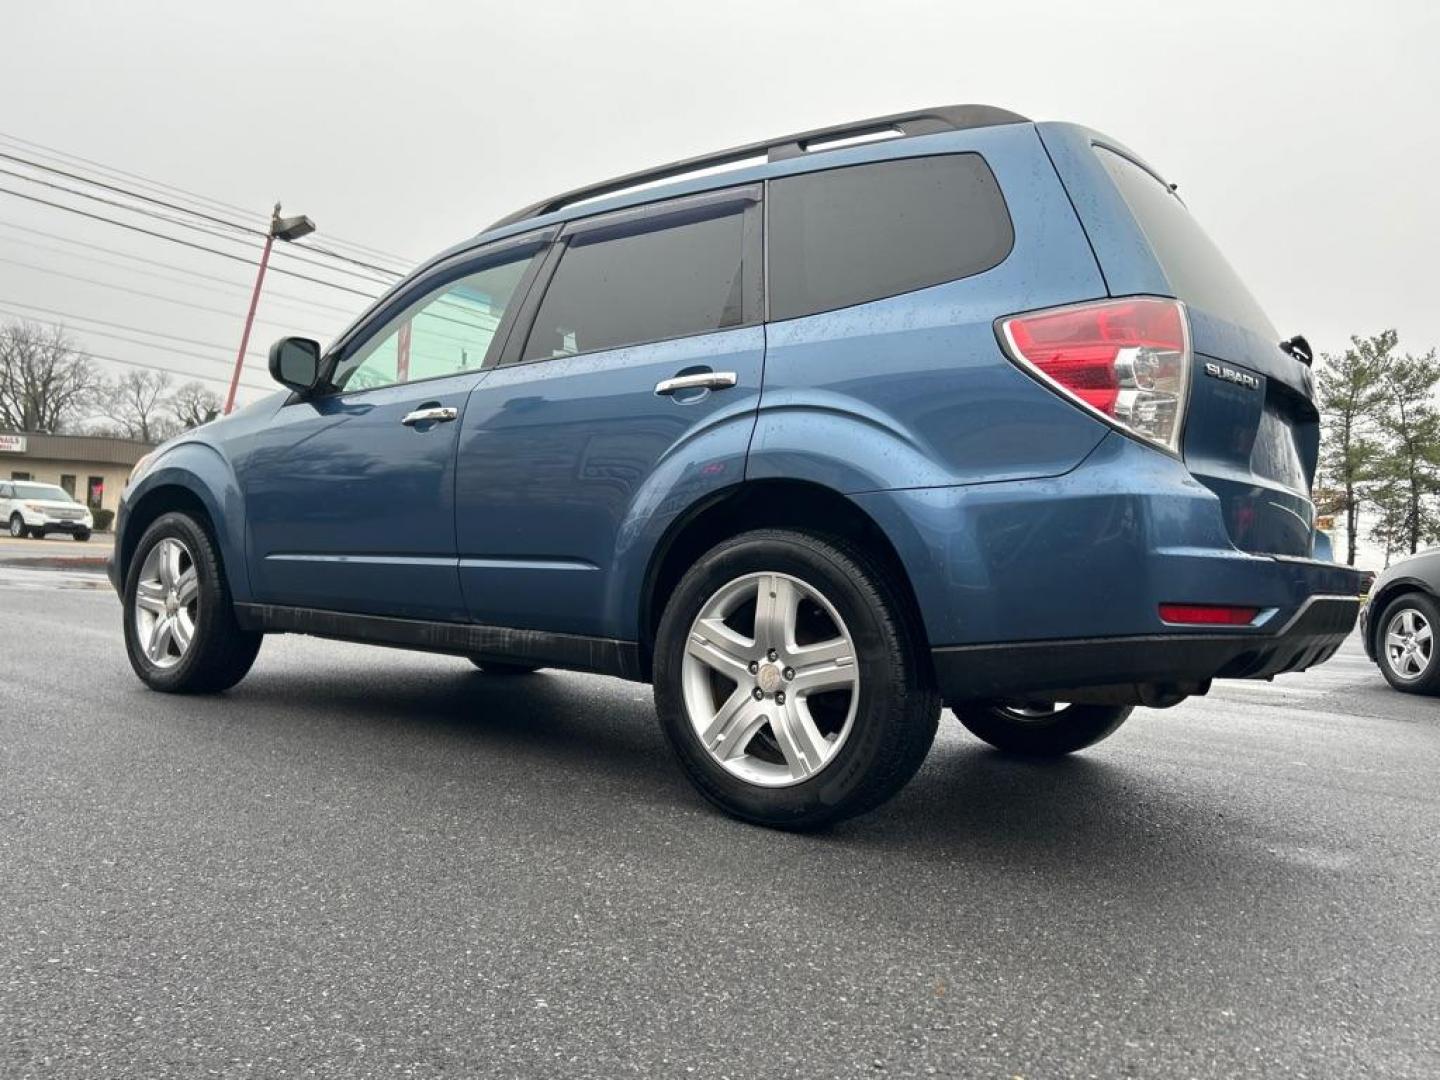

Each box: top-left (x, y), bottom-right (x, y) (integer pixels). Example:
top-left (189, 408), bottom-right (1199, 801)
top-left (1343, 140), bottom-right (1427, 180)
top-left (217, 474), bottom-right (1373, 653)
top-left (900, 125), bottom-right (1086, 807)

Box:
top-left (122, 511), bottom-right (262, 693)
top-left (952, 701), bottom-right (1133, 756)
top-left (653, 528), bottom-right (939, 830)
top-left (8, 513), bottom-right (25, 538)
top-left (73, 529), bottom-right (91, 542)
top-left (1376, 592), bottom-right (1440, 695)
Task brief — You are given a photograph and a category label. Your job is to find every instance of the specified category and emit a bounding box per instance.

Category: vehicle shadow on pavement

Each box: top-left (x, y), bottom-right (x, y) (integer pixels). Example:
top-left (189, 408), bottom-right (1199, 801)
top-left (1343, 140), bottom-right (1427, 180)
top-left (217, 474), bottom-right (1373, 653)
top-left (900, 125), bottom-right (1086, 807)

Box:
top-left (229, 660), bottom-right (1287, 891)
top-left (227, 661), bottom-right (690, 791)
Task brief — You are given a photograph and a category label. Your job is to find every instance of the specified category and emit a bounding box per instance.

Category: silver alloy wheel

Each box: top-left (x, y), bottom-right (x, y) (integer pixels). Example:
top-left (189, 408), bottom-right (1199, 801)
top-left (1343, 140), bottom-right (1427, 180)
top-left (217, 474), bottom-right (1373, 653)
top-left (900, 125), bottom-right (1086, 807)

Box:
top-left (1384, 607), bottom-right (1433, 681)
top-left (9, 514), bottom-right (23, 538)
top-left (681, 571), bottom-right (859, 787)
top-left (133, 536), bottom-right (200, 670)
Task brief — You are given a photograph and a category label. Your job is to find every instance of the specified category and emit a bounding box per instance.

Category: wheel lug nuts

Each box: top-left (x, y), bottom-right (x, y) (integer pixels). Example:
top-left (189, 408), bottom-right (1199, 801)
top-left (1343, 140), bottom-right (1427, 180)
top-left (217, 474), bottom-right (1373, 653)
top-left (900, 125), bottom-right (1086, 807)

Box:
top-left (775, 691), bottom-right (786, 705)
top-left (748, 661), bottom-right (759, 674)
top-left (783, 667), bottom-right (794, 681)
top-left (752, 687), bottom-right (765, 700)
top-left (767, 649), bottom-right (778, 661)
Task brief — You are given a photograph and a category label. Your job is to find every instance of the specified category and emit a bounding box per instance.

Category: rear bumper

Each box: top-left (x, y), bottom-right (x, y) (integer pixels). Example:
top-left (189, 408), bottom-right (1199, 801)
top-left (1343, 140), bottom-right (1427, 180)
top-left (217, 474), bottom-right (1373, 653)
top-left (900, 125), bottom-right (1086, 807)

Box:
top-left (934, 594), bottom-right (1360, 705)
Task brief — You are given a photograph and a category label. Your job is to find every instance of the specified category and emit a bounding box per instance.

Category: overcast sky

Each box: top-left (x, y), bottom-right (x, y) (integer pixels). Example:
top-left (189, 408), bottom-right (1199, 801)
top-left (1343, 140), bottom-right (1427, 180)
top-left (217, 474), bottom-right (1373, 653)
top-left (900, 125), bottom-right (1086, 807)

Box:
top-left (3, 0), bottom-right (1437, 409)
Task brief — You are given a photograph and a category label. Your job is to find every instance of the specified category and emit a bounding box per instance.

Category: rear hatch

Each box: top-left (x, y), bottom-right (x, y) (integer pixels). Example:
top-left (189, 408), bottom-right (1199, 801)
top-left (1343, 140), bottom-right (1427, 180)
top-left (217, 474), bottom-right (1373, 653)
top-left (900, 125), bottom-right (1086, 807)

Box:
top-left (1043, 126), bottom-right (1320, 557)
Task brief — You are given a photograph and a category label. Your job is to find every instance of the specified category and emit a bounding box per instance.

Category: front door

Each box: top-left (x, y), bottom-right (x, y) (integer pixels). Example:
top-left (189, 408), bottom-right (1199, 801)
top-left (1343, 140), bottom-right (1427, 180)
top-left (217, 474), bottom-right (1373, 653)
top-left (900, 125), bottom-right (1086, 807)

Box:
top-left (455, 185), bottom-right (765, 640)
top-left (237, 243), bottom-right (544, 620)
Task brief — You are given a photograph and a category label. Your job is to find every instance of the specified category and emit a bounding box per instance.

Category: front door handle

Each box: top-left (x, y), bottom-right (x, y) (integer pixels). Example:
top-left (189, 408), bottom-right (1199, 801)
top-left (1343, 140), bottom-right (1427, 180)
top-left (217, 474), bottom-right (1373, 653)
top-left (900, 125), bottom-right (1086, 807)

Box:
top-left (401, 406), bottom-right (459, 426)
top-left (654, 371), bottom-right (739, 396)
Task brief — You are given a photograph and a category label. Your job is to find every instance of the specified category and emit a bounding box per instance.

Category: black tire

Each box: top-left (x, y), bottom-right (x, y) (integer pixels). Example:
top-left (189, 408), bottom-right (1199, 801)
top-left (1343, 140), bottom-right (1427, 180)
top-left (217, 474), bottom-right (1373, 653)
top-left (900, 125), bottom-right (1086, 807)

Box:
top-left (7, 513), bottom-right (22, 539)
top-left (1375, 591), bottom-right (1440, 695)
top-left (653, 528), bottom-right (939, 830)
top-left (953, 701), bottom-right (1133, 756)
top-left (468, 658), bottom-right (542, 675)
top-left (122, 511), bottom-right (262, 694)
top-left (73, 529), bottom-right (91, 542)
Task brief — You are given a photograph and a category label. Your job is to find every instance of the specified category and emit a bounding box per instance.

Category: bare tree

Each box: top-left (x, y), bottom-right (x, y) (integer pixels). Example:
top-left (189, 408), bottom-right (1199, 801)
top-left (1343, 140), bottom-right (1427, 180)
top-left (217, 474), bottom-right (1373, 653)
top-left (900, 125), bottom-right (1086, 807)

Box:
top-left (0, 320), bottom-right (100, 433)
top-left (97, 369), bottom-right (177, 443)
top-left (169, 381), bottom-right (220, 430)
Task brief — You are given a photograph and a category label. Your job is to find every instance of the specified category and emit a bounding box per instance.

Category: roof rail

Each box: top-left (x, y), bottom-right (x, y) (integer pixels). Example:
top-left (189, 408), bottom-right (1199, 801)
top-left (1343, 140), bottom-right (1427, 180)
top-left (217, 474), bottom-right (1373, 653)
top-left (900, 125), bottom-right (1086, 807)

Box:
top-left (487, 104), bottom-right (1029, 230)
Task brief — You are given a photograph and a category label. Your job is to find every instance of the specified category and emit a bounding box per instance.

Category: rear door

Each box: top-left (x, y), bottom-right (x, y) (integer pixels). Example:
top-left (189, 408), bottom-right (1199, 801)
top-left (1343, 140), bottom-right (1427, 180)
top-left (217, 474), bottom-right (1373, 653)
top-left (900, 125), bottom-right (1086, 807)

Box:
top-left (454, 186), bottom-right (765, 639)
top-left (1040, 124), bottom-right (1320, 557)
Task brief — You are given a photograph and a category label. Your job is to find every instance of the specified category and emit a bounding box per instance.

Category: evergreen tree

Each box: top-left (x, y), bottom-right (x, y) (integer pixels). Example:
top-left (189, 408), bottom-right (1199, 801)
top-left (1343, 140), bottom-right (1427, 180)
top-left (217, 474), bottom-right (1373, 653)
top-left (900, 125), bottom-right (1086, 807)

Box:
top-left (1369, 336), bottom-right (1440, 557)
top-left (1316, 332), bottom-right (1390, 564)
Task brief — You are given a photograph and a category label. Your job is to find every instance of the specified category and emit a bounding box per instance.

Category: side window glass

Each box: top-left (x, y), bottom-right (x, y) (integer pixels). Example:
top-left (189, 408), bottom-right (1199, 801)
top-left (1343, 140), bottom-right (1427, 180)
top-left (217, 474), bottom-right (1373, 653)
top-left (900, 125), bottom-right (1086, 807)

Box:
top-left (767, 154), bottom-right (1013, 321)
top-left (520, 208), bottom-right (746, 363)
top-left (335, 252), bottom-right (535, 393)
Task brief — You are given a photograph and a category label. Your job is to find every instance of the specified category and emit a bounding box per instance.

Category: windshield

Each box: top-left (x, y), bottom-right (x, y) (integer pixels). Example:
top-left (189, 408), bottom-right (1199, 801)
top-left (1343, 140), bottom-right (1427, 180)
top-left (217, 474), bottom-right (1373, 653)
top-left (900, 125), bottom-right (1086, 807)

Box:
top-left (13, 482), bottom-right (76, 503)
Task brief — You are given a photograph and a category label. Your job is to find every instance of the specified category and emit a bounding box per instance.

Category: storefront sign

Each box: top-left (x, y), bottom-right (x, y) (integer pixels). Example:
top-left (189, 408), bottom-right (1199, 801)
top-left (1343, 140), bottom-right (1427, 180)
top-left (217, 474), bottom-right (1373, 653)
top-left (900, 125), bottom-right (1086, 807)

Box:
top-left (0, 434), bottom-right (27, 453)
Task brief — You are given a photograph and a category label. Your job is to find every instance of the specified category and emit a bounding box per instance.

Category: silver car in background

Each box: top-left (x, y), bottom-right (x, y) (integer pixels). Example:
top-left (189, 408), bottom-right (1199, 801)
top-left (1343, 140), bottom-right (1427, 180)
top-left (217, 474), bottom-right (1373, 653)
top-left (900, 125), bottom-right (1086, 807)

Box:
top-left (1361, 548), bottom-right (1440, 695)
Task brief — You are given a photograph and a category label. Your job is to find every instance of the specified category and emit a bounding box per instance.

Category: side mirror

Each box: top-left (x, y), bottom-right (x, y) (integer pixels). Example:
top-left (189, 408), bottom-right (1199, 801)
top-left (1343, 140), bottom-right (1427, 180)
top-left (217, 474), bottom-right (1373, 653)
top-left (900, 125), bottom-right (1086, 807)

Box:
top-left (268, 337), bottom-right (324, 395)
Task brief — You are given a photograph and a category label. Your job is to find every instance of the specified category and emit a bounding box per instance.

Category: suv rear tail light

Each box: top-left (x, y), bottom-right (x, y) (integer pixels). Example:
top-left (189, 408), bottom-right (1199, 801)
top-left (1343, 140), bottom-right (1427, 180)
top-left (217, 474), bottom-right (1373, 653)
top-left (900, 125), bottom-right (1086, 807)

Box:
top-left (998, 297), bottom-right (1191, 454)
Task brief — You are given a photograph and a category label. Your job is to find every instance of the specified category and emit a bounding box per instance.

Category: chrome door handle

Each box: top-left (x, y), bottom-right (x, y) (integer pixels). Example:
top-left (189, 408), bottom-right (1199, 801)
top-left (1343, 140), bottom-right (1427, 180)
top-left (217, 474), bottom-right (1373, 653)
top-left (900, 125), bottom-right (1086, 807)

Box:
top-left (401, 406), bottom-right (459, 426)
top-left (654, 371), bottom-right (739, 396)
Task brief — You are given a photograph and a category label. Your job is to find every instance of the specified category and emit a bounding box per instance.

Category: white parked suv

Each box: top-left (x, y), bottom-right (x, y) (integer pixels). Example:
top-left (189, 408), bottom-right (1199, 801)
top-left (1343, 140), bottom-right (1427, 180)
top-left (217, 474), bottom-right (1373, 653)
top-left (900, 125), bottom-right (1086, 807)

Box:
top-left (0, 481), bottom-right (94, 541)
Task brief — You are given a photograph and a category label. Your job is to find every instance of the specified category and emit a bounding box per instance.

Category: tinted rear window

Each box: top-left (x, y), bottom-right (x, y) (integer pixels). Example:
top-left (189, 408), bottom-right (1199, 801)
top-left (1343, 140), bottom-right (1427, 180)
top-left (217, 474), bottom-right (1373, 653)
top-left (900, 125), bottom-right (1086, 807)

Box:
top-left (1096, 146), bottom-right (1276, 338)
top-left (520, 208), bottom-right (746, 361)
top-left (767, 154), bottom-right (1013, 322)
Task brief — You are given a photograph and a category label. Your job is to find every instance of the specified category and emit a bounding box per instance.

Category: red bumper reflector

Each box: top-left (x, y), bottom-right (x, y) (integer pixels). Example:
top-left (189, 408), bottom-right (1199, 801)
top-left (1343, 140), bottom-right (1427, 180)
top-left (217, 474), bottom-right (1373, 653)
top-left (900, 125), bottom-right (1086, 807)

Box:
top-left (1159, 604), bottom-right (1260, 626)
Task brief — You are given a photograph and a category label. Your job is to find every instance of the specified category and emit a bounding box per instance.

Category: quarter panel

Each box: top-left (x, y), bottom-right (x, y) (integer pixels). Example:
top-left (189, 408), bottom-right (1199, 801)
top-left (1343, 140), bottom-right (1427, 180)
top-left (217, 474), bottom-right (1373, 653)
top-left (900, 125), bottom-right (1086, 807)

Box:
top-left (749, 126), bottom-right (1110, 494)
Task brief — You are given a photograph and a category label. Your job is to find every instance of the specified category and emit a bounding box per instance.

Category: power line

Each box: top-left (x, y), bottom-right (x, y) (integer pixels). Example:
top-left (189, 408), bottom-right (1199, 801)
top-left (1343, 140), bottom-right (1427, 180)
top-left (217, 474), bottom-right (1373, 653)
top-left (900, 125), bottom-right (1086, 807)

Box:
top-left (0, 252), bottom-right (335, 330)
top-left (0, 225), bottom-right (362, 321)
top-left (85, 349), bottom-right (272, 391)
top-left (0, 164), bottom-right (400, 289)
top-left (0, 305), bottom-right (272, 390)
top-left (0, 297), bottom-right (270, 358)
top-left (0, 147), bottom-right (411, 280)
top-left (0, 183), bottom-right (384, 300)
top-left (0, 128), bottom-right (419, 267)
top-left (0, 305), bottom-right (271, 371)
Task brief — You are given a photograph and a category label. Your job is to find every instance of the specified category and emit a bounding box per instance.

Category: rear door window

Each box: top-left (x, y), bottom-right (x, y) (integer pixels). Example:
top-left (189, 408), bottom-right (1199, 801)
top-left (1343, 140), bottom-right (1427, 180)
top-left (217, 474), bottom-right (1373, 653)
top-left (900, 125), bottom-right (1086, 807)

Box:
top-left (766, 154), bottom-right (1013, 321)
top-left (519, 206), bottom-right (748, 362)
top-left (1095, 146), bottom-right (1276, 338)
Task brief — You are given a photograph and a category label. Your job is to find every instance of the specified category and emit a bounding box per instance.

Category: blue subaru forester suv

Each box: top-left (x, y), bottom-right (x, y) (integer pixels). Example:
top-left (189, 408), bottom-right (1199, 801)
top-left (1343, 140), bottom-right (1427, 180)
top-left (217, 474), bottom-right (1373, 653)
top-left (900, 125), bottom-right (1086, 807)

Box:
top-left (111, 105), bottom-right (1364, 828)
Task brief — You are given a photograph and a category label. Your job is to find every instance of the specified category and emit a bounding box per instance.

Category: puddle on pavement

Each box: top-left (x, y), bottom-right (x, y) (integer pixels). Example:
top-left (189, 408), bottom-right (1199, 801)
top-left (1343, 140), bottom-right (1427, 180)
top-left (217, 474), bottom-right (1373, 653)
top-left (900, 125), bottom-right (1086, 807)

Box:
top-left (0, 567), bottom-right (111, 592)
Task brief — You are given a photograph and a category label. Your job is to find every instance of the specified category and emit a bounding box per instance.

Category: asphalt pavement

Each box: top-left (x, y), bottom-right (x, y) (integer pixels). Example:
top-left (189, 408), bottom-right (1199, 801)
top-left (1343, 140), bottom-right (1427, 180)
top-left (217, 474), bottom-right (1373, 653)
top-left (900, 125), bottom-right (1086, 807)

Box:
top-left (1, 566), bottom-right (1436, 1079)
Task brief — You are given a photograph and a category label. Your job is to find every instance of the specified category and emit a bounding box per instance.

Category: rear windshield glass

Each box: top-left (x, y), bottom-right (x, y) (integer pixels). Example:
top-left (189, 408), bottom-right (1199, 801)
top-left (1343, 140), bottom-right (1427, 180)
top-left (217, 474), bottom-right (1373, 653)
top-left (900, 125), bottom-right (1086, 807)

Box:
top-left (1096, 146), bottom-right (1276, 339)
top-left (767, 154), bottom-right (1013, 322)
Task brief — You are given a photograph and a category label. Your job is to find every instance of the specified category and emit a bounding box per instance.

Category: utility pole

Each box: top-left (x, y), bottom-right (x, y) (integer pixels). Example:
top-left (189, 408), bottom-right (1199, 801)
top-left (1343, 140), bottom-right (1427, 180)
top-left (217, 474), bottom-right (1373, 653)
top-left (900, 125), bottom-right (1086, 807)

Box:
top-left (224, 203), bottom-right (315, 414)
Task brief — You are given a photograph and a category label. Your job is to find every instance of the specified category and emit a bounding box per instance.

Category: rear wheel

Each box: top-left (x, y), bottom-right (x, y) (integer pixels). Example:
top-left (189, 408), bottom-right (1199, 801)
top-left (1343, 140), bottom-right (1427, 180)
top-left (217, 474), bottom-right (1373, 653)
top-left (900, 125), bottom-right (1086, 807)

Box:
top-left (953, 701), bottom-right (1133, 756)
top-left (73, 529), bottom-right (91, 542)
top-left (123, 511), bottom-right (262, 693)
top-left (468, 658), bottom-right (541, 675)
top-left (653, 528), bottom-right (939, 830)
top-left (8, 513), bottom-right (25, 538)
top-left (1376, 592), bottom-right (1440, 695)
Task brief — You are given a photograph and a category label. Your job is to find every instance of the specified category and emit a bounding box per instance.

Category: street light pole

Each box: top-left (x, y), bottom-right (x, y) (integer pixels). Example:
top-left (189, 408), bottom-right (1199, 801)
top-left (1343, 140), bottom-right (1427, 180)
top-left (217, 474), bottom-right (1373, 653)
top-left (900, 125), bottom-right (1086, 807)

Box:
top-left (223, 202), bottom-right (316, 415)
